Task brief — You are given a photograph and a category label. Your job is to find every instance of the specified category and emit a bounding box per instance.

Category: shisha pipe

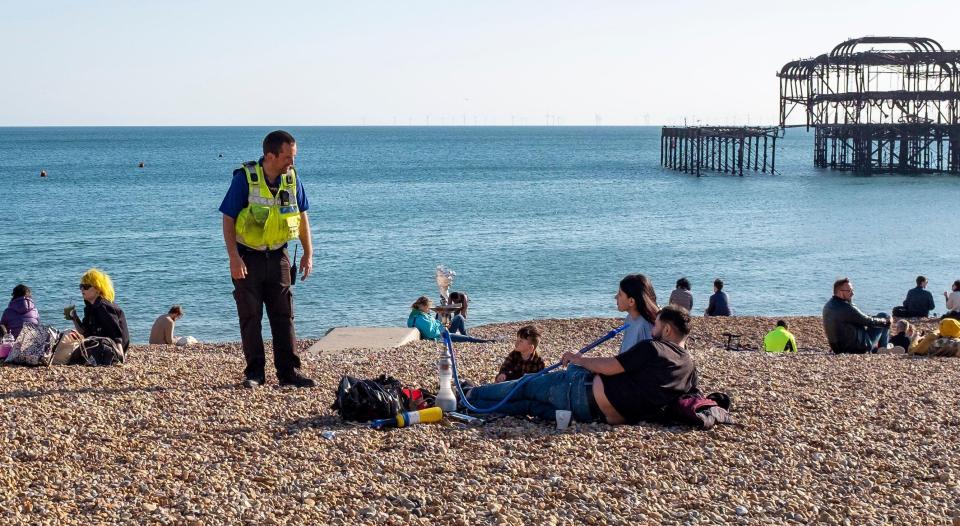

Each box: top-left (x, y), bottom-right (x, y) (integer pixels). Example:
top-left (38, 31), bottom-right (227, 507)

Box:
top-left (442, 325), bottom-right (626, 414)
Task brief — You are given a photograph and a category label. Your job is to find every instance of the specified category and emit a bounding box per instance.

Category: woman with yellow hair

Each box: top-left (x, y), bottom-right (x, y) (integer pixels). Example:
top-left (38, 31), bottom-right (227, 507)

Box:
top-left (68, 268), bottom-right (130, 352)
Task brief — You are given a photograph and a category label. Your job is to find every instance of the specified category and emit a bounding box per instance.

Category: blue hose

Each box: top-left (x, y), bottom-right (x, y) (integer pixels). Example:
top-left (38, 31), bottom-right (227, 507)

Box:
top-left (443, 325), bottom-right (626, 414)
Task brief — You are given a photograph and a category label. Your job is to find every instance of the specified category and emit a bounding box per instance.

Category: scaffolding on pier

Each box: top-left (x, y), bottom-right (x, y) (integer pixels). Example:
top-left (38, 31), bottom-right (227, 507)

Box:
top-left (778, 36), bottom-right (960, 174)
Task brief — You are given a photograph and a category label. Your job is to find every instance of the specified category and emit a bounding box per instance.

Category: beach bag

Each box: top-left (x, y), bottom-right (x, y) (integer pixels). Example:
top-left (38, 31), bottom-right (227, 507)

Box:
top-left (50, 331), bottom-right (84, 365)
top-left (331, 375), bottom-right (407, 422)
top-left (77, 336), bottom-right (125, 366)
top-left (5, 322), bottom-right (57, 366)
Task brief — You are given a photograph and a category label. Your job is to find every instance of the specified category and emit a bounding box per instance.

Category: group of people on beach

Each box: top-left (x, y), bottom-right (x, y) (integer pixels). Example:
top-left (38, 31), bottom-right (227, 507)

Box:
top-left (8, 130), bottom-right (958, 430)
top-left (0, 270), bottom-right (189, 361)
top-left (397, 269), bottom-right (960, 426)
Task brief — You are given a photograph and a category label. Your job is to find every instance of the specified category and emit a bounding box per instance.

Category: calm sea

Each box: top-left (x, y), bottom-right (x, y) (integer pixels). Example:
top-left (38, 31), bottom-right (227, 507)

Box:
top-left (1, 126), bottom-right (958, 342)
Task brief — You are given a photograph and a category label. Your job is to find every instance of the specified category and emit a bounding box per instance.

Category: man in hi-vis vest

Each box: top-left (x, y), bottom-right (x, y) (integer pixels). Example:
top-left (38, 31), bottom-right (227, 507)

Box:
top-left (219, 130), bottom-right (315, 388)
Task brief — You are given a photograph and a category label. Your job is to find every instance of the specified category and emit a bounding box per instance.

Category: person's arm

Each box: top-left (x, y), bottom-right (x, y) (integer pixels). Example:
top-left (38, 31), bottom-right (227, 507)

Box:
top-left (788, 334), bottom-right (798, 353)
top-left (69, 308), bottom-right (84, 334)
top-left (164, 319), bottom-right (175, 345)
top-left (705, 294), bottom-right (716, 316)
top-left (496, 354), bottom-right (514, 382)
top-left (926, 291), bottom-right (935, 312)
top-left (560, 352), bottom-right (626, 375)
top-left (840, 302), bottom-right (888, 328)
top-left (222, 215), bottom-right (247, 280)
top-left (298, 212), bottom-right (313, 281)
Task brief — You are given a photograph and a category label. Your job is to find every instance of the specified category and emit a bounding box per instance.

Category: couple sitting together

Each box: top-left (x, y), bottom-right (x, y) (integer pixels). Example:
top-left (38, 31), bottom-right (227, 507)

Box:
top-left (452, 275), bottom-right (713, 426)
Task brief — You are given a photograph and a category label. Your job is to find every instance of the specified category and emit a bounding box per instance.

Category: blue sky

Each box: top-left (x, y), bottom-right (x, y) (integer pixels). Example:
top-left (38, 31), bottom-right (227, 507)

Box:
top-left (2, 0), bottom-right (957, 125)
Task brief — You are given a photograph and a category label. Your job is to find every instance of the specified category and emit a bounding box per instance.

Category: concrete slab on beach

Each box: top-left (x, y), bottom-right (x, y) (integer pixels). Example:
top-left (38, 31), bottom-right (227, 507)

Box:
top-left (306, 327), bottom-right (419, 357)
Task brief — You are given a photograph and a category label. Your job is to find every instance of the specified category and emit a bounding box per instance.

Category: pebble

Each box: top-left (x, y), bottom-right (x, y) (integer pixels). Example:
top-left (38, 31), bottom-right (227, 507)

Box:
top-left (0, 316), bottom-right (953, 524)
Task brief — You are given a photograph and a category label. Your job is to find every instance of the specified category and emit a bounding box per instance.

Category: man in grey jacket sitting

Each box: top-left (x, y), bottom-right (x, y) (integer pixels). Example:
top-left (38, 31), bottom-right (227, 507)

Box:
top-left (822, 278), bottom-right (891, 354)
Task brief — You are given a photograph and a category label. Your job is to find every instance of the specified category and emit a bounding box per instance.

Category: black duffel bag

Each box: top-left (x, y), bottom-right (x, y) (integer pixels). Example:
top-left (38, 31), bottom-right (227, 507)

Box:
top-left (331, 375), bottom-right (406, 422)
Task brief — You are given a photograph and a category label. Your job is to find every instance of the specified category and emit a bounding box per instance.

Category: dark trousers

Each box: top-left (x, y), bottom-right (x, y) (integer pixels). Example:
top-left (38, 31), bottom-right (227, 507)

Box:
top-left (233, 245), bottom-right (300, 380)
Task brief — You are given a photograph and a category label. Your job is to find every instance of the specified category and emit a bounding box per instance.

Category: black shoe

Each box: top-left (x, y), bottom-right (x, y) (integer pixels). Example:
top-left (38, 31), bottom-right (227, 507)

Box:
top-left (242, 377), bottom-right (264, 389)
top-left (278, 371), bottom-right (316, 388)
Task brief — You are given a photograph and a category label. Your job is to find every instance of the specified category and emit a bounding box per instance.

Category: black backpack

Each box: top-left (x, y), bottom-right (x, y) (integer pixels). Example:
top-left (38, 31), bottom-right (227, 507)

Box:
top-left (331, 375), bottom-right (406, 422)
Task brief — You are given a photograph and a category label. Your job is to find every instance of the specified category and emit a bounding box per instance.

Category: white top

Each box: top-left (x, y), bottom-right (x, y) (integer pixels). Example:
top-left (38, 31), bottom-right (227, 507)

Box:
top-left (947, 291), bottom-right (960, 312)
top-left (620, 314), bottom-right (653, 354)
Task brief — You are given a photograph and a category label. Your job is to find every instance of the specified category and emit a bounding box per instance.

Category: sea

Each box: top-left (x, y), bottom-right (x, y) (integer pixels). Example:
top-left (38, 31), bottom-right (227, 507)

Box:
top-left (1, 126), bottom-right (958, 343)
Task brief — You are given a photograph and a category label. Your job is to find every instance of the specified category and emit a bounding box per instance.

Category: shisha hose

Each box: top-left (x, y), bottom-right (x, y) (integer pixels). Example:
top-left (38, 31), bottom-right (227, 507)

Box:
top-left (443, 325), bottom-right (626, 414)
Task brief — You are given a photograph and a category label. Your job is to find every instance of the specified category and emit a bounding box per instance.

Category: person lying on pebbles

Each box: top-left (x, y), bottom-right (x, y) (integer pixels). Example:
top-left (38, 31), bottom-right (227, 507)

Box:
top-left (466, 305), bottom-right (700, 425)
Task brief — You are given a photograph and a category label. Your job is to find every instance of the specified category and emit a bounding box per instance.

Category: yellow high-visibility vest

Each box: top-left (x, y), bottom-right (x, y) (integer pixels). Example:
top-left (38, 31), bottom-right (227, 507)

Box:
top-left (234, 161), bottom-right (301, 250)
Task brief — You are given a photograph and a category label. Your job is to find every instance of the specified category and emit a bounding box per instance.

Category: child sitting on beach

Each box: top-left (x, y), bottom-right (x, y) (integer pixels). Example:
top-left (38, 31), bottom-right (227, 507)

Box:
top-left (495, 325), bottom-right (545, 382)
top-left (407, 296), bottom-right (495, 343)
top-left (888, 320), bottom-right (916, 352)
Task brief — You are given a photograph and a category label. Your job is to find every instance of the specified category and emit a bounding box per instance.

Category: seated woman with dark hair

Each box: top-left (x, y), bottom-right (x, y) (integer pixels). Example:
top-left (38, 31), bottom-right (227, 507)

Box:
top-left (1, 284), bottom-right (40, 338)
top-left (68, 268), bottom-right (130, 352)
top-left (406, 296), bottom-right (496, 343)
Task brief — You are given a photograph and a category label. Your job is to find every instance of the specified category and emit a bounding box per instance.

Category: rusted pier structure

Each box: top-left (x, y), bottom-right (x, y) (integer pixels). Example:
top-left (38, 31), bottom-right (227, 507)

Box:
top-left (660, 126), bottom-right (779, 176)
top-left (779, 36), bottom-right (960, 174)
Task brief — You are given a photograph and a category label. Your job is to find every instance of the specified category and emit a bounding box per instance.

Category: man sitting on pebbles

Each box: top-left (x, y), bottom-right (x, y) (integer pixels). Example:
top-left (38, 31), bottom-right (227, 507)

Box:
top-left (466, 306), bottom-right (700, 425)
top-left (822, 278), bottom-right (891, 354)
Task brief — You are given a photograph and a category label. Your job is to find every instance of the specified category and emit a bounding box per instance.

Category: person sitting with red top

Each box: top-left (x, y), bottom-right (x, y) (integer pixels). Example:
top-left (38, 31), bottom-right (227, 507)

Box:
top-left (495, 325), bottom-right (545, 382)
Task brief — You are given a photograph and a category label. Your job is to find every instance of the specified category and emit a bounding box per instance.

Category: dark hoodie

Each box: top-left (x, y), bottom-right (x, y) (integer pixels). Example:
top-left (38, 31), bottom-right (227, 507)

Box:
top-left (1, 296), bottom-right (40, 338)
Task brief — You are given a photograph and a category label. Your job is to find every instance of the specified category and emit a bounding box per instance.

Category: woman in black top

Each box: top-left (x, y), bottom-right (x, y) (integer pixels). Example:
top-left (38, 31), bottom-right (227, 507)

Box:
top-left (69, 268), bottom-right (130, 352)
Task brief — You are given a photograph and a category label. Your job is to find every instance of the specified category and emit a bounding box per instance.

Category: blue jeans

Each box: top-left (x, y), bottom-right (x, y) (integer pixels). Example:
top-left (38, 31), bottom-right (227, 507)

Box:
top-left (449, 333), bottom-right (494, 344)
top-left (467, 365), bottom-right (594, 422)
top-left (448, 314), bottom-right (467, 335)
top-left (865, 312), bottom-right (890, 352)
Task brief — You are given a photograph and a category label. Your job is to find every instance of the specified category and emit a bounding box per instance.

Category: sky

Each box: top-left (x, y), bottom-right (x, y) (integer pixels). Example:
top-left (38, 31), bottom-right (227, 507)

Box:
top-left (2, 0), bottom-right (958, 126)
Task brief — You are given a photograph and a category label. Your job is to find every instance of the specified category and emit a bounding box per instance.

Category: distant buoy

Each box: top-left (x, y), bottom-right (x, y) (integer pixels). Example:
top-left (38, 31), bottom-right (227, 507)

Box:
top-left (218, 153), bottom-right (223, 158)
top-left (138, 162), bottom-right (145, 168)
top-left (40, 170), bottom-right (47, 178)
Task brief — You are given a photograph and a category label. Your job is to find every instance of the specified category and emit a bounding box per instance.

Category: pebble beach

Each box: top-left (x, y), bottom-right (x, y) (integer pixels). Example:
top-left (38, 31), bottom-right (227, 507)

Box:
top-left (1, 316), bottom-right (958, 525)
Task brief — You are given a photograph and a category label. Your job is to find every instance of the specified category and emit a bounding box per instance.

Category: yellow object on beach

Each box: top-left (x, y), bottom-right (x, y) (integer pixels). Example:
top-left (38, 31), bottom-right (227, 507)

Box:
top-left (939, 319), bottom-right (960, 338)
top-left (397, 407), bottom-right (443, 427)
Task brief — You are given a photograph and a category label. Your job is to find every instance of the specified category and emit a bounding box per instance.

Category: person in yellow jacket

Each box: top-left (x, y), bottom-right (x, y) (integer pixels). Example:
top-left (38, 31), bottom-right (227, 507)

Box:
top-left (220, 130), bottom-right (315, 389)
top-left (763, 320), bottom-right (797, 353)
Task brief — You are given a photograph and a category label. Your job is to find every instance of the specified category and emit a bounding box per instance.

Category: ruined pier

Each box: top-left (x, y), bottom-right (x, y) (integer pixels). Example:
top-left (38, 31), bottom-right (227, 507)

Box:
top-left (779, 36), bottom-right (960, 174)
top-left (660, 126), bottom-right (779, 176)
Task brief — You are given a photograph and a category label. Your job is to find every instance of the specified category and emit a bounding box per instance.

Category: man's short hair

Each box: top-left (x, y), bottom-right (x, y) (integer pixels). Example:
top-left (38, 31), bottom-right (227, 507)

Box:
top-left (517, 325), bottom-right (542, 347)
top-left (676, 277), bottom-right (691, 290)
top-left (169, 305), bottom-right (184, 316)
top-left (657, 305), bottom-right (691, 337)
top-left (833, 277), bottom-right (850, 294)
top-left (713, 279), bottom-right (724, 291)
top-left (776, 319), bottom-right (787, 329)
top-left (916, 275), bottom-right (927, 286)
top-left (263, 130), bottom-right (296, 157)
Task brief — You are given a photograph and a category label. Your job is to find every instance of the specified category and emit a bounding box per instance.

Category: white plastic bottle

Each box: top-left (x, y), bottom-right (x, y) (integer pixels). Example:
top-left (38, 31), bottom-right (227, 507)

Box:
top-left (435, 350), bottom-right (457, 412)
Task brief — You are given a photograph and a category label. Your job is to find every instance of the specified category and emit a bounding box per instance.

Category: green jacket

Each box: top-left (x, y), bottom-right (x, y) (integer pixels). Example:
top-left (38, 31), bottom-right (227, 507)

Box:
top-left (763, 326), bottom-right (797, 353)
